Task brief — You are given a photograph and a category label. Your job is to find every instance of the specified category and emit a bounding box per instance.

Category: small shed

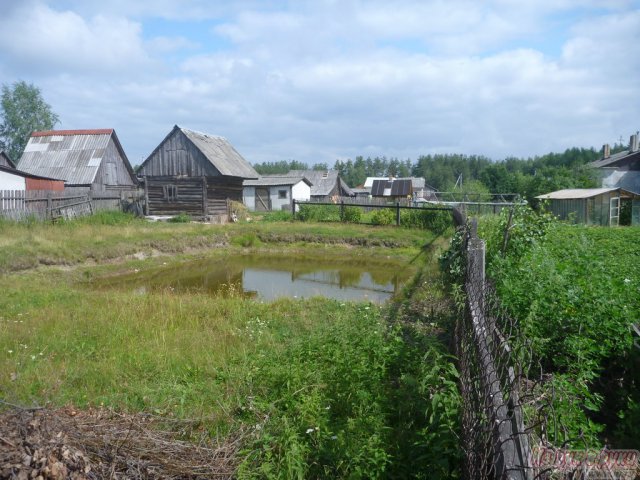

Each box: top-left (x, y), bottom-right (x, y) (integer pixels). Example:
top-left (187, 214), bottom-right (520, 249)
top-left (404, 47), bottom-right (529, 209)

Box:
top-left (17, 129), bottom-right (137, 193)
top-left (536, 188), bottom-right (640, 226)
top-left (243, 177), bottom-right (311, 211)
top-left (138, 125), bottom-right (258, 218)
top-left (271, 170), bottom-right (353, 201)
top-left (0, 151), bottom-right (16, 169)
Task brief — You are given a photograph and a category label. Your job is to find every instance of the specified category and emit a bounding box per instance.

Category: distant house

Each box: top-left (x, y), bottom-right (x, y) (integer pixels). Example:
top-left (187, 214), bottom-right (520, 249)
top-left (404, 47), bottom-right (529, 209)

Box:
top-left (272, 170), bottom-right (353, 201)
top-left (243, 176), bottom-right (311, 211)
top-left (590, 132), bottom-right (640, 193)
top-left (364, 176), bottom-right (433, 199)
top-left (371, 178), bottom-right (413, 200)
top-left (0, 151), bottom-right (16, 169)
top-left (138, 125), bottom-right (258, 218)
top-left (536, 188), bottom-right (640, 226)
top-left (18, 129), bottom-right (137, 193)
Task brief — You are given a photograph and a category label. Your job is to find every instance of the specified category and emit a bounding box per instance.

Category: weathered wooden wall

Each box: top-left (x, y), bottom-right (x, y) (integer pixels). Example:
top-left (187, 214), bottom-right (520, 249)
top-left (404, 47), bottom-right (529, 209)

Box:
top-left (145, 176), bottom-right (242, 216)
top-left (92, 138), bottom-right (137, 191)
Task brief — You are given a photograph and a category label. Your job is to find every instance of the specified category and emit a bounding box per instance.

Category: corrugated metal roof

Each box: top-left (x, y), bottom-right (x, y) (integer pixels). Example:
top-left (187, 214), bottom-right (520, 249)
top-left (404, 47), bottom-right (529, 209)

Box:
top-left (0, 165), bottom-right (64, 181)
top-left (179, 127), bottom-right (258, 179)
top-left (17, 129), bottom-right (135, 186)
top-left (536, 188), bottom-right (624, 199)
top-left (244, 176), bottom-right (310, 187)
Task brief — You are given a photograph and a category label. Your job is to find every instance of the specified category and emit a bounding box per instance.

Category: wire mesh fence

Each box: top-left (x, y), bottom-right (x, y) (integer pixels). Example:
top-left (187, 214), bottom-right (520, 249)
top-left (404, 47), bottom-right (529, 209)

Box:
top-left (454, 214), bottom-right (640, 480)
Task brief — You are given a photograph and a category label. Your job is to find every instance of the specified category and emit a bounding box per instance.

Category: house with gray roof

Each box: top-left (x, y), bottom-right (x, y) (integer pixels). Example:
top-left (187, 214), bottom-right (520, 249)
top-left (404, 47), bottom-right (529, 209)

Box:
top-left (243, 176), bottom-right (311, 211)
top-left (138, 125), bottom-right (258, 218)
top-left (272, 170), bottom-right (353, 201)
top-left (590, 132), bottom-right (640, 194)
top-left (18, 129), bottom-right (137, 192)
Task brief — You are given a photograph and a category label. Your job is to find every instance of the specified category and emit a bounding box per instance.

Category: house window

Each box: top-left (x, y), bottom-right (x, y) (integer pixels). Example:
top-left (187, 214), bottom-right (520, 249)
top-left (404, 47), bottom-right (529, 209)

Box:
top-left (163, 184), bottom-right (178, 202)
top-left (278, 189), bottom-right (287, 199)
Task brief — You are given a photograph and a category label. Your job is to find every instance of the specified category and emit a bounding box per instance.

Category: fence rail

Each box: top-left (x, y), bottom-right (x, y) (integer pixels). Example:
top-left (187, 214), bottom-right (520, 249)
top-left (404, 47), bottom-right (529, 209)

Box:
top-left (0, 189), bottom-right (143, 221)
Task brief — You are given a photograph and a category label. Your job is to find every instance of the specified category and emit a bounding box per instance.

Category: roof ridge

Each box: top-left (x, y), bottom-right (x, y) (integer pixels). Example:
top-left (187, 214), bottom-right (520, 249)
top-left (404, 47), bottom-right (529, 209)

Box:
top-left (31, 129), bottom-right (114, 137)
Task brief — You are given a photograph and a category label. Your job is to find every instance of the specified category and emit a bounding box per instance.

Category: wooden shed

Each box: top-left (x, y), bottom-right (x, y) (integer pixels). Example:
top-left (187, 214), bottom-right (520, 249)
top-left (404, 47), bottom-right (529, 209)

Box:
top-left (138, 126), bottom-right (258, 218)
top-left (536, 188), bottom-right (640, 226)
top-left (243, 176), bottom-right (311, 211)
top-left (17, 129), bottom-right (137, 193)
top-left (270, 170), bottom-right (353, 201)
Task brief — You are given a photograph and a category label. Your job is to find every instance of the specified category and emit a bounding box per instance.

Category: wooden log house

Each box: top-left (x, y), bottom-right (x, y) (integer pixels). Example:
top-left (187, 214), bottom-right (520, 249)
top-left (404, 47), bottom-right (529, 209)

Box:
top-left (138, 126), bottom-right (258, 218)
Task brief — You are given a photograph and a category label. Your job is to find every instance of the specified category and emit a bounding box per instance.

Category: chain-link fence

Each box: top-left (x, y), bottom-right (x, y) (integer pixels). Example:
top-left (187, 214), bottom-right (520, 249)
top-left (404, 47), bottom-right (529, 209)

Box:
top-left (454, 215), bottom-right (639, 480)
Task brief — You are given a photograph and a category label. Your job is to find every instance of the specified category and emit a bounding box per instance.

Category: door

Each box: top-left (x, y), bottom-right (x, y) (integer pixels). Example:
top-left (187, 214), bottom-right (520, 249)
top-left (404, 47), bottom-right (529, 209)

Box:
top-left (255, 187), bottom-right (270, 211)
top-left (609, 196), bottom-right (620, 226)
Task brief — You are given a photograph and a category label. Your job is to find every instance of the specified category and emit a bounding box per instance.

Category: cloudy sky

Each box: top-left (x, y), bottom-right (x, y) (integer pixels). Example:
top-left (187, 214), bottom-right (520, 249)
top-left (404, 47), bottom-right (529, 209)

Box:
top-left (0, 0), bottom-right (638, 166)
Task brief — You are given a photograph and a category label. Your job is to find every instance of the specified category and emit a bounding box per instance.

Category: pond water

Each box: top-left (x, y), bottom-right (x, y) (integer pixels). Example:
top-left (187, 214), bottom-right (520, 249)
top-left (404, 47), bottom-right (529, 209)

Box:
top-left (97, 254), bottom-right (414, 303)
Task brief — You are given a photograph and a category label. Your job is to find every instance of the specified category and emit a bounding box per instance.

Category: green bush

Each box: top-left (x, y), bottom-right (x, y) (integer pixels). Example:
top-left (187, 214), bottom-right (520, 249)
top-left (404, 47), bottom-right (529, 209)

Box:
top-left (401, 209), bottom-right (452, 234)
top-left (297, 204), bottom-right (341, 222)
top-left (371, 208), bottom-right (395, 225)
top-left (341, 206), bottom-right (362, 223)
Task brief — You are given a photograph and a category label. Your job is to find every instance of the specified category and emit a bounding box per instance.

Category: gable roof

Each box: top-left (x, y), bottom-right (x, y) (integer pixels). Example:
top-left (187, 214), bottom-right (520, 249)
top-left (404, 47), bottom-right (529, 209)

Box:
top-left (17, 129), bottom-right (136, 185)
top-left (589, 149), bottom-right (640, 169)
top-left (271, 170), bottom-right (354, 196)
top-left (536, 188), bottom-right (640, 200)
top-left (140, 125), bottom-right (258, 179)
top-left (0, 151), bottom-right (15, 169)
top-left (244, 176), bottom-right (311, 187)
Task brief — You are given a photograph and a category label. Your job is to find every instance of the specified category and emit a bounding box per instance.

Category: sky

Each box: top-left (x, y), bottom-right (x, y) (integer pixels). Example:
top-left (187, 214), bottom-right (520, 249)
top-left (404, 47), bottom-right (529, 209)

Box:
top-left (0, 0), bottom-right (638, 167)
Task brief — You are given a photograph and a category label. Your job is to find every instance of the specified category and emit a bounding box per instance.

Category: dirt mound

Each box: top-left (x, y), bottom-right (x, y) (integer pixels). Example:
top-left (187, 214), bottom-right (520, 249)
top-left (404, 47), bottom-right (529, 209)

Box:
top-left (0, 406), bottom-right (239, 479)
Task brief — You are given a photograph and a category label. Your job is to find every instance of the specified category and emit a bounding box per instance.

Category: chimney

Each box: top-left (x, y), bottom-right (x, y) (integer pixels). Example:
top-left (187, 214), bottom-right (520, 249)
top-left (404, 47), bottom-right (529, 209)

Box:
top-left (630, 132), bottom-right (639, 153)
top-left (603, 143), bottom-right (610, 158)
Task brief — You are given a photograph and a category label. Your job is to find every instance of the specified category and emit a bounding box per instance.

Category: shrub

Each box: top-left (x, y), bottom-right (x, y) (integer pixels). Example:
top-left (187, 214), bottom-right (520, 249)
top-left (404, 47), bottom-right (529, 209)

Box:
top-left (371, 208), bottom-right (395, 225)
top-left (401, 209), bottom-right (451, 234)
top-left (341, 206), bottom-right (362, 223)
top-left (297, 204), bottom-right (340, 222)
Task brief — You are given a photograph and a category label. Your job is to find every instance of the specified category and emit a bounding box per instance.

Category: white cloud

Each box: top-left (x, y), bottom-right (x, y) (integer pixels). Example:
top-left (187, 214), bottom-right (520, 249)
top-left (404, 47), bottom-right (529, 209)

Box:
top-left (0, 2), bottom-right (151, 74)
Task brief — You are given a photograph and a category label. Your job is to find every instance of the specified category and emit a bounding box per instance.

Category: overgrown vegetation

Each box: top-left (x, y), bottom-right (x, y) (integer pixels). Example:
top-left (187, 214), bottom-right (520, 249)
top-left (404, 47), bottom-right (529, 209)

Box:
top-left (0, 214), bottom-right (461, 476)
top-left (464, 206), bottom-right (640, 447)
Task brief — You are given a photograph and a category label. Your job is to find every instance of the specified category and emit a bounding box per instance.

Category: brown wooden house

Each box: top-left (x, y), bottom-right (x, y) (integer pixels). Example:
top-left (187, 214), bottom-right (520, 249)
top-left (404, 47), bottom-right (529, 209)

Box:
top-left (138, 126), bottom-right (258, 218)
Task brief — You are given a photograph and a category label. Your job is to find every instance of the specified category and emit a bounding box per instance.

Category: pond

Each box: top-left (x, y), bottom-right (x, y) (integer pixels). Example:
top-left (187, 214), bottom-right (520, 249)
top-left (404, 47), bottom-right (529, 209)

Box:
top-left (96, 253), bottom-right (414, 303)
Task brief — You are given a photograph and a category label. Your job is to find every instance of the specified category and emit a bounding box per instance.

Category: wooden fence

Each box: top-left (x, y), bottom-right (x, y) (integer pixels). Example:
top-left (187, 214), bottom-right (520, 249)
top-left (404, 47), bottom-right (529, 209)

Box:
top-left (0, 190), bottom-right (142, 221)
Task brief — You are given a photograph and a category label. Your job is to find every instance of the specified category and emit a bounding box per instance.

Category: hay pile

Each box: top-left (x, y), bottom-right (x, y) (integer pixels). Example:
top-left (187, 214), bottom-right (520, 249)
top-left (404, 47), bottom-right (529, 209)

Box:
top-left (0, 406), bottom-right (241, 479)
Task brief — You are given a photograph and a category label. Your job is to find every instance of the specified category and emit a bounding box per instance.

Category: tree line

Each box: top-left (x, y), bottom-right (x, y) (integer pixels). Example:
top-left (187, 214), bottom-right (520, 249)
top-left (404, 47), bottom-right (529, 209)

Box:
top-left (257, 147), bottom-right (623, 203)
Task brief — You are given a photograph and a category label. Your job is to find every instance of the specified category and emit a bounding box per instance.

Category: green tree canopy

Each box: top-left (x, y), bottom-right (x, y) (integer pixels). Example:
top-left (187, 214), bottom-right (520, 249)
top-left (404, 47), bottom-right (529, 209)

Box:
top-left (0, 81), bottom-right (59, 163)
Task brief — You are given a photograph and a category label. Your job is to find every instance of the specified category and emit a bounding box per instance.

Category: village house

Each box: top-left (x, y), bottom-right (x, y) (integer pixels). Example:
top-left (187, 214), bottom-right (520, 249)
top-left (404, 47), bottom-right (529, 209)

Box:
top-left (17, 129), bottom-right (137, 193)
top-left (271, 170), bottom-right (353, 201)
top-left (536, 188), bottom-right (640, 226)
top-left (363, 176), bottom-right (433, 200)
top-left (138, 125), bottom-right (258, 219)
top-left (590, 132), bottom-right (640, 193)
top-left (243, 176), bottom-right (311, 211)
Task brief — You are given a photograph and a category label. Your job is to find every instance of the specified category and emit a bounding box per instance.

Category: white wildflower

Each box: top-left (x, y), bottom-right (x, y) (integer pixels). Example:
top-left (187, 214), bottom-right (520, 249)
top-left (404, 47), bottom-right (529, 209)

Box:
top-left (305, 428), bottom-right (314, 434)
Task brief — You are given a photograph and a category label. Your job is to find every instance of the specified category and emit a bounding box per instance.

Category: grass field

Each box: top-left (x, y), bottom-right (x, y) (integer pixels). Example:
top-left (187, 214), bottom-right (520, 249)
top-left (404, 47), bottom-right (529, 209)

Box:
top-left (0, 212), bottom-right (460, 478)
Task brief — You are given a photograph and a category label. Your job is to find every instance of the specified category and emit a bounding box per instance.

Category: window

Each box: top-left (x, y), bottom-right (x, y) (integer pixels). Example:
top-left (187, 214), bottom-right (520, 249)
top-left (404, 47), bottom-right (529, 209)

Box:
top-left (278, 189), bottom-right (287, 199)
top-left (163, 184), bottom-right (178, 202)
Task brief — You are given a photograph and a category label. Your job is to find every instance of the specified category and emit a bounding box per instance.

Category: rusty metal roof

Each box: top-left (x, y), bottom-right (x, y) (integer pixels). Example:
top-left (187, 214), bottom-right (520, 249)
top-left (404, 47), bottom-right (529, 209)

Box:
top-left (17, 129), bottom-right (135, 186)
top-left (179, 127), bottom-right (258, 179)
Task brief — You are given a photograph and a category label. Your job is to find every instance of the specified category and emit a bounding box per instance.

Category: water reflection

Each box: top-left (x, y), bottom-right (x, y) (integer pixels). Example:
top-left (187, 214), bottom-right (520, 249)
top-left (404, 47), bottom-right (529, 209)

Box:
top-left (98, 254), bottom-right (412, 304)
